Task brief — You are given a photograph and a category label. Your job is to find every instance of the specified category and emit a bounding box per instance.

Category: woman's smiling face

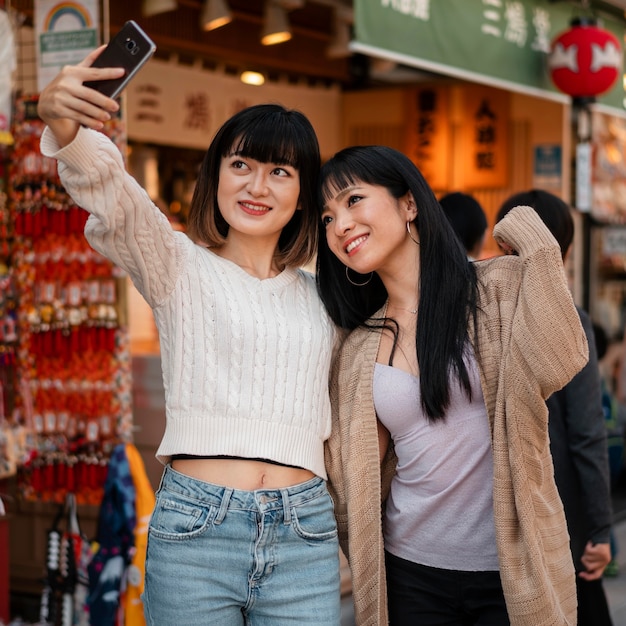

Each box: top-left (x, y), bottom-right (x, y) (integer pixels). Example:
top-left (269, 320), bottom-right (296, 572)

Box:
top-left (321, 181), bottom-right (415, 275)
top-left (217, 151), bottom-right (301, 241)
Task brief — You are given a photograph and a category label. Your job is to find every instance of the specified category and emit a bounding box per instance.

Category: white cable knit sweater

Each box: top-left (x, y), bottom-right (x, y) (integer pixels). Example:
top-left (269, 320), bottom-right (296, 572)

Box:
top-left (40, 126), bottom-right (336, 479)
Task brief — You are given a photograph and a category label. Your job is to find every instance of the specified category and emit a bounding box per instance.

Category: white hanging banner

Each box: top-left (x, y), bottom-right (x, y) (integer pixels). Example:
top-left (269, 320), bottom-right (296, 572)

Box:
top-left (34, 0), bottom-right (99, 92)
top-left (0, 9), bottom-right (16, 145)
top-left (576, 142), bottom-right (592, 212)
top-left (125, 59), bottom-right (342, 158)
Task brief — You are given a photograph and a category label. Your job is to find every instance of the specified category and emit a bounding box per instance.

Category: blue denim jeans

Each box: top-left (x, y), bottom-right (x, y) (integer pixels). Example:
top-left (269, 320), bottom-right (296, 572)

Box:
top-left (143, 465), bottom-right (341, 625)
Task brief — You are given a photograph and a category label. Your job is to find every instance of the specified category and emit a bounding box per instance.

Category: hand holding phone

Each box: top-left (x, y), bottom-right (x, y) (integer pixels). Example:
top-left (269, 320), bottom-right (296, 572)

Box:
top-left (84, 20), bottom-right (156, 99)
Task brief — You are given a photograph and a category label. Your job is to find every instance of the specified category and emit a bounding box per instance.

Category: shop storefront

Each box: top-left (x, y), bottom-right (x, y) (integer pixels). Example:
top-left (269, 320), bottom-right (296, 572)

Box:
top-left (346, 0), bottom-right (626, 304)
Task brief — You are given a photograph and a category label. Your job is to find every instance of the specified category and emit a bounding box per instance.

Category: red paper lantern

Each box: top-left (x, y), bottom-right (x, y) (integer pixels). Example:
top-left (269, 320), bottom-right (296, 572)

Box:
top-left (548, 17), bottom-right (622, 100)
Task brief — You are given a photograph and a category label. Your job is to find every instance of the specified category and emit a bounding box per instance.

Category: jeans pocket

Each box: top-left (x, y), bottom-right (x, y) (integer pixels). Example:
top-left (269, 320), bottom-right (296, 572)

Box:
top-left (149, 492), bottom-right (216, 540)
top-left (290, 492), bottom-right (338, 542)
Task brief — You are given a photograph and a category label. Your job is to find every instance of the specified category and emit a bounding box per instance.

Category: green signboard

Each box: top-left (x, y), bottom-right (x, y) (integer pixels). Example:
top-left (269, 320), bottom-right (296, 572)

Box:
top-left (353, 0), bottom-right (625, 110)
top-left (40, 30), bottom-right (98, 61)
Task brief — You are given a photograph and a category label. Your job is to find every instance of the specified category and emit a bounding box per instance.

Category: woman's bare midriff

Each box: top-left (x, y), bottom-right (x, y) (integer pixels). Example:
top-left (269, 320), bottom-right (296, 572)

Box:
top-left (170, 457), bottom-right (316, 490)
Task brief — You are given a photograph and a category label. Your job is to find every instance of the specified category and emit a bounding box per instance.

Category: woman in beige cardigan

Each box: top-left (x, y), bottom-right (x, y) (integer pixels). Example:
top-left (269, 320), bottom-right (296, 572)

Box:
top-left (316, 146), bottom-right (588, 625)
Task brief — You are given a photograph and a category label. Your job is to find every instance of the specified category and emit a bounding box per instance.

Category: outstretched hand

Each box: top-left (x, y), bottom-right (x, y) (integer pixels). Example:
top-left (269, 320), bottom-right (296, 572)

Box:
top-left (37, 47), bottom-right (125, 147)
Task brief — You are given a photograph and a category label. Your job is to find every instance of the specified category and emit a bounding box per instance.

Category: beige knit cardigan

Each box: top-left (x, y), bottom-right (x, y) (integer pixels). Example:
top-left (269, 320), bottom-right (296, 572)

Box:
top-left (325, 206), bottom-right (589, 626)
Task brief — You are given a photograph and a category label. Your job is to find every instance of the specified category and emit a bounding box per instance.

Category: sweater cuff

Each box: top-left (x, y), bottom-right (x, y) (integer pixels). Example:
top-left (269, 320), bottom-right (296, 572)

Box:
top-left (41, 125), bottom-right (119, 171)
top-left (492, 205), bottom-right (561, 258)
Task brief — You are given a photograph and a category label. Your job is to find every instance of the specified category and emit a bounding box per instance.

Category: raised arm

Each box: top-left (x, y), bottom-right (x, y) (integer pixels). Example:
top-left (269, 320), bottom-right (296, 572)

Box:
top-left (38, 51), bottom-right (188, 308)
top-left (37, 47), bottom-right (124, 146)
top-left (492, 205), bottom-right (589, 397)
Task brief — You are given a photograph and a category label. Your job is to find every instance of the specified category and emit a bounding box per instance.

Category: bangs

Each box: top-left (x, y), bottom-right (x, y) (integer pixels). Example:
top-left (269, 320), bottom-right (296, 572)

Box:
top-left (320, 163), bottom-right (369, 205)
top-left (227, 115), bottom-right (304, 168)
top-left (320, 146), bottom-right (409, 208)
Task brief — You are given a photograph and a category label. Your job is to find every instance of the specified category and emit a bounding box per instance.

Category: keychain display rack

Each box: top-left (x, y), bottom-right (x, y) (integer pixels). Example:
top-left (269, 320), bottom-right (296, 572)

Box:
top-left (3, 95), bottom-right (133, 505)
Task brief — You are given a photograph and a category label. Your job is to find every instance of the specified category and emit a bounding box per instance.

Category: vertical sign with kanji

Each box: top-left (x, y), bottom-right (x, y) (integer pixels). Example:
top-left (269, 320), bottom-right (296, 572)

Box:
top-left (405, 86), bottom-right (450, 191)
top-left (458, 85), bottom-right (509, 189)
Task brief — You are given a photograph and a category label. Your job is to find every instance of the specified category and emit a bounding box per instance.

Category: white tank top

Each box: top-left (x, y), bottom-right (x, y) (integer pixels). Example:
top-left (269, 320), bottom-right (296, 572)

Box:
top-left (374, 354), bottom-right (499, 571)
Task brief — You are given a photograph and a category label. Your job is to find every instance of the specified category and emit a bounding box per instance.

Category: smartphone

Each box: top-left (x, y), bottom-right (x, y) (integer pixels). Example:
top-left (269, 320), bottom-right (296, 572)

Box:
top-left (84, 20), bottom-right (156, 99)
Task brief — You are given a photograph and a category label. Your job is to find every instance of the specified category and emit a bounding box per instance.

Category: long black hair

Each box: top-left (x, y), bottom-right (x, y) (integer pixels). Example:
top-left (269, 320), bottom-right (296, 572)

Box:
top-left (316, 146), bottom-right (479, 420)
top-left (187, 103), bottom-right (321, 268)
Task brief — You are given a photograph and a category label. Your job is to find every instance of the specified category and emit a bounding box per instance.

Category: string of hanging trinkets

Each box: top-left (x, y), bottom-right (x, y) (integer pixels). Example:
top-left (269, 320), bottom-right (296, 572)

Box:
top-left (8, 95), bottom-right (133, 505)
top-left (0, 140), bottom-right (25, 481)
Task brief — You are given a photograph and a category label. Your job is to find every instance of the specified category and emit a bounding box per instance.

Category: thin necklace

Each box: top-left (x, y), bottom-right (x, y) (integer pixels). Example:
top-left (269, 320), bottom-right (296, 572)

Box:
top-left (388, 302), bottom-right (418, 315)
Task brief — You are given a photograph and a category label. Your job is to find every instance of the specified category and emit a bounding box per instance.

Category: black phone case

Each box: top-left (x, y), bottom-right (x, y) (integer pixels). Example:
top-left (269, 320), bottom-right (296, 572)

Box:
top-left (84, 20), bottom-right (156, 99)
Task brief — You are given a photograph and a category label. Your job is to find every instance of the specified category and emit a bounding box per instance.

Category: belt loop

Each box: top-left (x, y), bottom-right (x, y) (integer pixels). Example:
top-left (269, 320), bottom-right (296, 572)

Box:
top-left (215, 488), bottom-right (233, 524)
top-left (158, 464), bottom-right (172, 492)
top-left (280, 488), bottom-right (291, 524)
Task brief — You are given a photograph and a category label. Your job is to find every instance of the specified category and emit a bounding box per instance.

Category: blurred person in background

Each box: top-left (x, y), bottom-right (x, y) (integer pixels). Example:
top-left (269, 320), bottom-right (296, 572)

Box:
top-left (439, 191), bottom-right (488, 261)
top-left (593, 322), bottom-right (625, 578)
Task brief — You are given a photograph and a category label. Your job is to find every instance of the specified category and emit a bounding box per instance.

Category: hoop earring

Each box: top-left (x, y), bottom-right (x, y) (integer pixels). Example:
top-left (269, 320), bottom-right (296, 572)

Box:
top-left (345, 266), bottom-right (373, 286)
top-left (407, 221), bottom-right (420, 245)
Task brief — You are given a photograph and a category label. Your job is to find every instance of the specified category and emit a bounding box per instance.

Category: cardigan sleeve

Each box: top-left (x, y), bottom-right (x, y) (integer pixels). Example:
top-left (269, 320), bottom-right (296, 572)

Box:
top-left (493, 205), bottom-right (589, 399)
top-left (40, 126), bottom-right (188, 308)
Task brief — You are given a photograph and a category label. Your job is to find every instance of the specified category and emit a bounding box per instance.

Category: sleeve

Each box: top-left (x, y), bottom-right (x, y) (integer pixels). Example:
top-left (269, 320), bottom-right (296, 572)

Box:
top-left (493, 205), bottom-right (589, 398)
top-left (562, 310), bottom-right (613, 545)
top-left (40, 126), bottom-right (189, 308)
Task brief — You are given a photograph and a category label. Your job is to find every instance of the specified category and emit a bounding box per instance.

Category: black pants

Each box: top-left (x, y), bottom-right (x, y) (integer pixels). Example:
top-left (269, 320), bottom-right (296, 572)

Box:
top-left (577, 577), bottom-right (613, 626)
top-left (385, 551), bottom-right (510, 626)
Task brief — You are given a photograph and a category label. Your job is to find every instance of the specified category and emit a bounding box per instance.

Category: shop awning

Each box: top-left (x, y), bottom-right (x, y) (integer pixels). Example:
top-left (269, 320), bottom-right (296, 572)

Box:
top-left (351, 0), bottom-right (625, 111)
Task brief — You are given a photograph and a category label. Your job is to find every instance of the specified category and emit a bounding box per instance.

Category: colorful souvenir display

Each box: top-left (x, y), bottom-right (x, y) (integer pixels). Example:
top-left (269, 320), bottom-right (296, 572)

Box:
top-left (0, 141), bottom-right (21, 481)
top-left (2, 95), bottom-right (133, 504)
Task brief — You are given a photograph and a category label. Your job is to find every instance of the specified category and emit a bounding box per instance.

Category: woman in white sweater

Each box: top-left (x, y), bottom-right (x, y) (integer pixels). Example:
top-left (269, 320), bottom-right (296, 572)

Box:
top-left (37, 48), bottom-right (340, 625)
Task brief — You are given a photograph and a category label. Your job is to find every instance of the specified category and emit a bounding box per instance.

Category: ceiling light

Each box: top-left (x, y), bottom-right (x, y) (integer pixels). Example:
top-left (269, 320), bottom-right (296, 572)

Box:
top-left (240, 71), bottom-right (266, 86)
top-left (200, 0), bottom-right (232, 31)
top-left (261, 1), bottom-right (292, 46)
top-left (142, 0), bottom-right (177, 17)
